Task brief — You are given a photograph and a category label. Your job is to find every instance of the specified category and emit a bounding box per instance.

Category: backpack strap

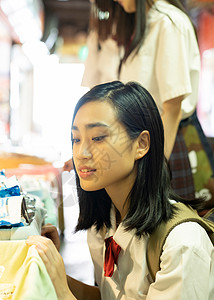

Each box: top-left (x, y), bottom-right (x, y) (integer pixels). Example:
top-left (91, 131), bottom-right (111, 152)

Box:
top-left (147, 202), bottom-right (214, 281)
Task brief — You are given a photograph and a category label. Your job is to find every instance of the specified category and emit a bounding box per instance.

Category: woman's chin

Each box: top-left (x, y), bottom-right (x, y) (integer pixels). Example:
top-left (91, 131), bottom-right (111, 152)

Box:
top-left (80, 182), bottom-right (102, 192)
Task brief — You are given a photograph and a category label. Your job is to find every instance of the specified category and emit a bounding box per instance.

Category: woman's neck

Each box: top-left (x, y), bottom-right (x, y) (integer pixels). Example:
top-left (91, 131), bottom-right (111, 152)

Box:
top-left (106, 186), bottom-right (128, 220)
top-left (105, 166), bottom-right (137, 220)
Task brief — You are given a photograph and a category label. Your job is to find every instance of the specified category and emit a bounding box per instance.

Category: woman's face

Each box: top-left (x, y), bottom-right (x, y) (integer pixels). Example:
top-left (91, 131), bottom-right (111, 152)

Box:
top-left (72, 101), bottom-right (139, 192)
top-left (114, 0), bottom-right (136, 13)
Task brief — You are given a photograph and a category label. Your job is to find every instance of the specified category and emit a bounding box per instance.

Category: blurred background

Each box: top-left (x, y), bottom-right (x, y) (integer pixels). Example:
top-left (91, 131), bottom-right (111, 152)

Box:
top-left (0, 0), bottom-right (214, 163)
top-left (0, 0), bottom-right (214, 285)
top-left (0, 0), bottom-right (91, 164)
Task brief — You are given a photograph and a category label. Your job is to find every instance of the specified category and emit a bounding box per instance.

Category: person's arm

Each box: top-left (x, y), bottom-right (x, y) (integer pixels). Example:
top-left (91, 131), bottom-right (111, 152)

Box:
top-left (81, 30), bottom-right (100, 89)
top-left (26, 235), bottom-right (101, 300)
top-left (161, 96), bottom-right (183, 160)
top-left (41, 223), bottom-right (61, 251)
top-left (67, 276), bottom-right (101, 300)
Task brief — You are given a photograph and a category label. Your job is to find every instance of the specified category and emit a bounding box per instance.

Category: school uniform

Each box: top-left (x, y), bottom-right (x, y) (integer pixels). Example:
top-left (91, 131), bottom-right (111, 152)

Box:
top-left (82, 0), bottom-right (214, 208)
top-left (87, 205), bottom-right (214, 299)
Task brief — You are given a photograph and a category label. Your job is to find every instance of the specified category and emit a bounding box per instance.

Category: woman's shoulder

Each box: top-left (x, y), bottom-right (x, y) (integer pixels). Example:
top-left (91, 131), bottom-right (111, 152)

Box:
top-left (149, 1), bottom-right (193, 30)
top-left (165, 221), bottom-right (213, 253)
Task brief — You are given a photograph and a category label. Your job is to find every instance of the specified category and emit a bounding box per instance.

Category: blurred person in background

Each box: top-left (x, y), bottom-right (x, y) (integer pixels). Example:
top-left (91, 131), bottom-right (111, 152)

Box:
top-left (82, 0), bottom-right (214, 215)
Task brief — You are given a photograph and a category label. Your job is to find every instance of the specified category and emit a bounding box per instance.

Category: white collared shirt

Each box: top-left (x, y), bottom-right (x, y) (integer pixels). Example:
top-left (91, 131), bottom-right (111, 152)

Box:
top-left (87, 207), bottom-right (214, 299)
top-left (82, 0), bottom-right (200, 119)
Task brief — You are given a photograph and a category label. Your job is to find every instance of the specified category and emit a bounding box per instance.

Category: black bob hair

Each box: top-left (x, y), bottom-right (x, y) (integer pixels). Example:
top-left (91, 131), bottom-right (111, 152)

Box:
top-left (71, 81), bottom-right (201, 236)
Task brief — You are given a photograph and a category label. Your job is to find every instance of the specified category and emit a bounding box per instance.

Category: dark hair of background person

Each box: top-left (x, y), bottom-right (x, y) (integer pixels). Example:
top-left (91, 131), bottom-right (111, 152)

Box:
top-left (71, 81), bottom-right (203, 237)
top-left (90, 0), bottom-right (196, 73)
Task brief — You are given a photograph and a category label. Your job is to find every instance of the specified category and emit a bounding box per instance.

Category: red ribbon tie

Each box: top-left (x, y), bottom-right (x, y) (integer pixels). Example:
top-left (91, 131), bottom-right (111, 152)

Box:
top-left (104, 236), bottom-right (121, 277)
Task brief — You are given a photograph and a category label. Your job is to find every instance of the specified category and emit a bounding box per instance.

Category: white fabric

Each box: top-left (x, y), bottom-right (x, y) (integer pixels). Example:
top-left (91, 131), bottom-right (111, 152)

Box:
top-left (87, 207), bottom-right (214, 300)
top-left (0, 207), bottom-right (47, 240)
top-left (82, 0), bottom-right (200, 119)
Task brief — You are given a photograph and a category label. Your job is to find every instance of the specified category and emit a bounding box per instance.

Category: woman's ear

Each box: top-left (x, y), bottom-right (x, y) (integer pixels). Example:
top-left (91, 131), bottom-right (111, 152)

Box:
top-left (135, 130), bottom-right (150, 160)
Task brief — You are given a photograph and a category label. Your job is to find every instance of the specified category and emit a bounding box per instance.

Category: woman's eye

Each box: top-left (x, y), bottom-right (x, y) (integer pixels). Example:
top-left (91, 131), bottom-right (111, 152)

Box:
top-left (72, 138), bottom-right (80, 144)
top-left (92, 135), bottom-right (107, 142)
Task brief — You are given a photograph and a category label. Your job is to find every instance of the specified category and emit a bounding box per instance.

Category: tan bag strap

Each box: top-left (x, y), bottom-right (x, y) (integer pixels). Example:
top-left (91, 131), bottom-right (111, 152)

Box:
top-left (147, 202), bottom-right (214, 281)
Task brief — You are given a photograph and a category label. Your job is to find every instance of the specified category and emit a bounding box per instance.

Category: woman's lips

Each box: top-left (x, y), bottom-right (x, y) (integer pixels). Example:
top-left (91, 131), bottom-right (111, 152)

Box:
top-left (78, 167), bottom-right (96, 178)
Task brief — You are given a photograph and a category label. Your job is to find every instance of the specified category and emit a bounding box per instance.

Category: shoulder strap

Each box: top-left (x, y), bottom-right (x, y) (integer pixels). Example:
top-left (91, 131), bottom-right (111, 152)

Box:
top-left (147, 202), bottom-right (214, 281)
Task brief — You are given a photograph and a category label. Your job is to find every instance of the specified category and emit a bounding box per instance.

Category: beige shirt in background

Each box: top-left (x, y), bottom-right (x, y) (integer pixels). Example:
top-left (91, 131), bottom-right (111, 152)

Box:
top-left (82, 0), bottom-right (200, 120)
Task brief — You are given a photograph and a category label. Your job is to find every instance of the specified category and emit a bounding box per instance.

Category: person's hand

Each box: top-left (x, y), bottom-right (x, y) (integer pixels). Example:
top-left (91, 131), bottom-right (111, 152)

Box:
top-left (41, 223), bottom-right (60, 251)
top-left (26, 235), bottom-right (75, 299)
top-left (63, 158), bottom-right (73, 172)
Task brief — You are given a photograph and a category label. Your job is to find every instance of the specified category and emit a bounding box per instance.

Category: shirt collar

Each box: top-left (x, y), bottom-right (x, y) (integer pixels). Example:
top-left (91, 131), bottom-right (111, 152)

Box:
top-left (105, 204), bottom-right (136, 251)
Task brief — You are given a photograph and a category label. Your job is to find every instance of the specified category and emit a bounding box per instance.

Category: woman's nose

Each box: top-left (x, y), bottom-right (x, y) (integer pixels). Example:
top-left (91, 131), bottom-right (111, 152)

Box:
top-left (77, 143), bottom-right (92, 160)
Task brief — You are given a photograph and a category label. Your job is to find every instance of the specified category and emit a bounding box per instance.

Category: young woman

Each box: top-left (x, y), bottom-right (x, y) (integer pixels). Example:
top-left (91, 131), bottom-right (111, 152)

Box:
top-left (26, 81), bottom-right (214, 300)
top-left (82, 0), bottom-right (214, 211)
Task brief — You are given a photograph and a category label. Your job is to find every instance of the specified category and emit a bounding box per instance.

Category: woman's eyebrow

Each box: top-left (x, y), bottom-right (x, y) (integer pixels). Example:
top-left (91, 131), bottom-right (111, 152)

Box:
top-left (86, 122), bottom-right (109, 129)
top-left (72, 122), bottom-right (109, 131)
